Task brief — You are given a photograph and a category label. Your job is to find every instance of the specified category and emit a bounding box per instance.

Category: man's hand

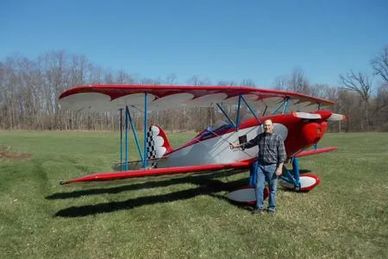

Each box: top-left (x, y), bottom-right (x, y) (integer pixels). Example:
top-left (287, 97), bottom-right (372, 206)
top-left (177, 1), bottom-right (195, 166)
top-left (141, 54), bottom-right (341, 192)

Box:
top-left (275, 162), bottom-right (284, 176)
top-left (229, 142), bottom-right (240, 149)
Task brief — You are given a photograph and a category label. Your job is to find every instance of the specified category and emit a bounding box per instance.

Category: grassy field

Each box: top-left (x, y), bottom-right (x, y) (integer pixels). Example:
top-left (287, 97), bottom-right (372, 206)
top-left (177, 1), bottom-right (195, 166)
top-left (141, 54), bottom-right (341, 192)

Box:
top-left (0, 131), bottom-right (387, 258)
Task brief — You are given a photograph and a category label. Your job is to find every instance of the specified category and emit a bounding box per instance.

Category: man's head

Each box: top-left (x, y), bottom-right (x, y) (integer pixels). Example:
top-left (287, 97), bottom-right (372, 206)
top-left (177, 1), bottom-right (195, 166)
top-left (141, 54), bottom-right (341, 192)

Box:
top-left (263, 119), bottom-right (273, 134)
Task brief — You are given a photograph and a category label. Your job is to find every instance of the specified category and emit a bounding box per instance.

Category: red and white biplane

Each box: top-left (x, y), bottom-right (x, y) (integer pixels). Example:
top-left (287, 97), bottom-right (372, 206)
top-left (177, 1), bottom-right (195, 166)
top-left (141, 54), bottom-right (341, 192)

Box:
top-left (59, 84), bottom-right (344, 204)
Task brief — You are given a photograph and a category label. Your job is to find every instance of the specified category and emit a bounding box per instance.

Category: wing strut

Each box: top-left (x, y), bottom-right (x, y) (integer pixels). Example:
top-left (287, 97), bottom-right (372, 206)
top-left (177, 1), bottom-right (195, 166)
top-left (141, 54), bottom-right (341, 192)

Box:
top-left (125, 106), bottom-right (129, 170)
top-left (126, 107), bottom-right (143, 162)
top-left (117, 94), bottom-right (149, 169)
top-left (118, 106), bottom-right (144, 171)
top-left (143, 92), bottom-right (148, 168)
top-left (235, 95), bottom-right (242, 130)
top-left (217, 94), bottom-right (262, 131)
top-left (272, 97), bottom-right (290, 114)
top-left (119, 108), bottom-right (123, 170)
top-left (240, 95), bottom-right (260, 123)
top-left (216, 103), bottom-right (236, 128)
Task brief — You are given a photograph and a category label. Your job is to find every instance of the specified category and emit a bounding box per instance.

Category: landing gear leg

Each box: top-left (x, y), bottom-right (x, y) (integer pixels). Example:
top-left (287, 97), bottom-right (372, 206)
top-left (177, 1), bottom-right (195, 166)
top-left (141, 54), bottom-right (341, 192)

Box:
top-left (280, 157), bottom-right (301, 191)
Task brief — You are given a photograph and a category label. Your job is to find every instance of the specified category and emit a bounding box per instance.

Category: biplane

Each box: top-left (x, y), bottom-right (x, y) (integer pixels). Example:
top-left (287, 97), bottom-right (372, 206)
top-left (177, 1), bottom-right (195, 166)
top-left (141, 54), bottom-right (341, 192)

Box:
top-left (58, 84), bottom-right (344, 204)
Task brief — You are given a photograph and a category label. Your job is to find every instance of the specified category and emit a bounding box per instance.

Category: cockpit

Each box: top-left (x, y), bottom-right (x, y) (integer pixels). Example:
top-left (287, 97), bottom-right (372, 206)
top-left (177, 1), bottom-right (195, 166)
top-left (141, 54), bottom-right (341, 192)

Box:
top-left (196, 121), bottom-right (234, 141)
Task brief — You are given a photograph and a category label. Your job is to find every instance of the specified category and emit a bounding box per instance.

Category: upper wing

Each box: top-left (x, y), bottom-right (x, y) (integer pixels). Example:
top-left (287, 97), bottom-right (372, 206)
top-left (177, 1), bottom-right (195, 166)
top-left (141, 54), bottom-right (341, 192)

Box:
top-left (60, 161), bottom-right (251, 185)
top-left (59, 84), bottom-right (334, 112)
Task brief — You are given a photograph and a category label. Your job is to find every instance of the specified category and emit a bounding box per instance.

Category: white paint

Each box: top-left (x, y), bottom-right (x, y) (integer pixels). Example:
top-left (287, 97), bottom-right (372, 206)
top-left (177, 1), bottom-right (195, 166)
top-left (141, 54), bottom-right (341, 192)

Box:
top-left (155, 147), bottom-right (167, 158)
top-left (299, 175), bottom-right (317, 188)
top-left (151, 93), bottom-right (194, 110)
top-left (160, 125), bottom-right (260, 167)
top-left (273, 123), bottom-right (288, 141)
top-left (113, 93), bottom-right (156, 107)
top-left (279, 175), bottom-right (318, 189)
top-left (190, 93), bottom-right (228, 107)
top-left (293, 112), bottom-right (321, 119)
top-left (59, 93), bottom-right (115, 112)
top-left (328, 113), bottom-right (345, 121)
top-left (223, 94), bottom-right (258, 104)
top-left (153, 136), bottom-right (165, 147)
top-left (227, 188), bottom-right (256, 203)
top-left (158, 123), bottom-right (289, 167)
top-left (151, 125), bottom-right (160, 134)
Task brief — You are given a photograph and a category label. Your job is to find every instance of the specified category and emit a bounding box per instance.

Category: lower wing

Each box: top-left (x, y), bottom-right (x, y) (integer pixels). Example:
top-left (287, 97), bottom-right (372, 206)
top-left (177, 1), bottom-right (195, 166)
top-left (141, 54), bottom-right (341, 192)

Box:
top-left (60, 161), bottom-right (252, 185)
top-left (294, 147), bottom-right (337, 158)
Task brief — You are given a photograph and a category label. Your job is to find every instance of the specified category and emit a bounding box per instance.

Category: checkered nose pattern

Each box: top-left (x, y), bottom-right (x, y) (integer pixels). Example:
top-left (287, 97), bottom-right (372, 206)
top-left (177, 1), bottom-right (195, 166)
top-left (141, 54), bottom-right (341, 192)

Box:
top-left (146, 125), bottom-right (169, 160)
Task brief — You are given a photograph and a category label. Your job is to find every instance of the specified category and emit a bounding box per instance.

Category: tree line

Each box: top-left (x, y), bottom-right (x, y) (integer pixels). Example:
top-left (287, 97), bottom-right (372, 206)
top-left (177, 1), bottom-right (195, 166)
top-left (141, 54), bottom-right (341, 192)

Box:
top-left (0, 47), bottom-right (387, 132)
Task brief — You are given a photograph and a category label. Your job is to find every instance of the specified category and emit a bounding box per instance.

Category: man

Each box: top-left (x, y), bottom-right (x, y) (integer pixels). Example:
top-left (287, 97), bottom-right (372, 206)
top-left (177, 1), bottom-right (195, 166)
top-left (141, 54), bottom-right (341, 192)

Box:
top-left (230, 119), bottom-right (286, 214)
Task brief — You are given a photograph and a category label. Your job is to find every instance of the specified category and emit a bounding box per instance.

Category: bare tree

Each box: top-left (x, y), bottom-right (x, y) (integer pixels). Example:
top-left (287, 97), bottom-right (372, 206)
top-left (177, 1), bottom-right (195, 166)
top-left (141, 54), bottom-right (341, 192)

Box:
top-left (288, 69), bottom-right (310, 94)
top-left (371, 46), bottom-right (388, 83)
top-left (273, 69), bottom-right (310, 94)
top-left (240, 79), bottom-right (255, 87)
top-left (373, 84), bottom-right (388, 130)
top-left (340, 71), bottom-right (373, 130)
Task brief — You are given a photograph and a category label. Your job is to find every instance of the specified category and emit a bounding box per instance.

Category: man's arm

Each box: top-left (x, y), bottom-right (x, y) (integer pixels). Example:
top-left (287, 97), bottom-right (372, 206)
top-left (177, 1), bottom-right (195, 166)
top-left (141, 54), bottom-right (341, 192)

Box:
top-left (230, 135), bottom-right (259, 150)
top-left (276, 138), bottom-right (287, 176)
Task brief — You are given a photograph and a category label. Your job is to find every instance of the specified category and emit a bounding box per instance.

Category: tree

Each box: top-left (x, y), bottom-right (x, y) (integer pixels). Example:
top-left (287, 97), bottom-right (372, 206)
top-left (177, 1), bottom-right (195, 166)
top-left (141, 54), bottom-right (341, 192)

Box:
top-left (339, 71), bottom-right (373, 131)
top-left (374, 84), bottom-right (388, 130)
top-left (288, 69), bottom-right (310, 94)
top-left (273, 69), bottom-right (311, 94)
top-left (371, 46), bottom-right (388, 83)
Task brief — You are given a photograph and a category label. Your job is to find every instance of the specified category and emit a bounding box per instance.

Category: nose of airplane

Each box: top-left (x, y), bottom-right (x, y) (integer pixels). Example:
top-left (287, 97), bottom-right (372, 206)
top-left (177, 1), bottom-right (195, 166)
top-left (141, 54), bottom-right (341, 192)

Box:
top-left (301, 121), bottom-right (328, 146)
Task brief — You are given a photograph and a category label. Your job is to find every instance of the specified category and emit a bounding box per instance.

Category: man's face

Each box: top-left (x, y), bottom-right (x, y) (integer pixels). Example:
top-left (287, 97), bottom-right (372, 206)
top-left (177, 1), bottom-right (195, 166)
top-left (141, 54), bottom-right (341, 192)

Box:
top-left (263, 120), bottom-right (273, 134)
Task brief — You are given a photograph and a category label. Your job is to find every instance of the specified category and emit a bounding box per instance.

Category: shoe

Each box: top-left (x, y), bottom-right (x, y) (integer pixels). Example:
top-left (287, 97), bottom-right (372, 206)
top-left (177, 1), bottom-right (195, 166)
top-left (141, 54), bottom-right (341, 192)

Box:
top-left (252, 208), bottom-right (265, 215)
top-left (267, 209), bottom-right (276, 215)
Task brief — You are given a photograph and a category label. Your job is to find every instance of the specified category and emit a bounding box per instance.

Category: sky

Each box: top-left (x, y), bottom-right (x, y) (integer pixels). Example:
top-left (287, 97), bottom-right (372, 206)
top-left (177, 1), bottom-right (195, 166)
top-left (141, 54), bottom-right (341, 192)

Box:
top-left (1, 0), bottom-right (388, 87)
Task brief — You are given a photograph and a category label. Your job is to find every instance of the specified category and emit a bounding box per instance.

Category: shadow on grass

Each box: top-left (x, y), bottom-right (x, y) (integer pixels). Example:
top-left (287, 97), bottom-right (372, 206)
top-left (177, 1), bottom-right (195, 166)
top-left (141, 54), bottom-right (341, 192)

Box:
top-left (52, 170), bottom-right (250, 217)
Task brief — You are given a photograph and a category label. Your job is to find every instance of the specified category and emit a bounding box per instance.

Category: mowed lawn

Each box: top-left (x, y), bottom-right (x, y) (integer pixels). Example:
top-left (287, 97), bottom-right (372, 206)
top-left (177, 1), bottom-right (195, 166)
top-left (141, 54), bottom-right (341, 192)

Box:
top-left (0, 130), bottom-right (387, 258)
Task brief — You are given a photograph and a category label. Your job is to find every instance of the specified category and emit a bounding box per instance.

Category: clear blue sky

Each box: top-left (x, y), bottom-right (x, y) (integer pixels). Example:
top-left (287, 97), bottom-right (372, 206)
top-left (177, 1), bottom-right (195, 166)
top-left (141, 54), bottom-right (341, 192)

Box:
top-left (1, 0), bottom-right (387, 87)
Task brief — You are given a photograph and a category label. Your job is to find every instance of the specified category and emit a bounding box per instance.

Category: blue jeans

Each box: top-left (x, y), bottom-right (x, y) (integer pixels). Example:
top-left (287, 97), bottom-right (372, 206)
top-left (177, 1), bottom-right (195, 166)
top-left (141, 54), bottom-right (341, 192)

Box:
top-left (255, 162), bottom-right (278, 211)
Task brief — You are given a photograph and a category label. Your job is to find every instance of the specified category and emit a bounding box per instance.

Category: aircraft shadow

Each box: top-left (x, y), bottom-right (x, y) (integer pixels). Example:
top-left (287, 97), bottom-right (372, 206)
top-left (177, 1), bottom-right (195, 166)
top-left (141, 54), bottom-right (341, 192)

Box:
top-left (52, 168), bottom-right (313, 217)
top-left (54, 176), bottom-right (248, 218)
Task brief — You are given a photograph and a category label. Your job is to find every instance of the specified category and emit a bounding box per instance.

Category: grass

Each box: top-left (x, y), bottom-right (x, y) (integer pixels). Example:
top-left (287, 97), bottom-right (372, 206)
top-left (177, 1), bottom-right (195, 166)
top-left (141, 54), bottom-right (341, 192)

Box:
top-left (0, 130), bottom-right (387, 258)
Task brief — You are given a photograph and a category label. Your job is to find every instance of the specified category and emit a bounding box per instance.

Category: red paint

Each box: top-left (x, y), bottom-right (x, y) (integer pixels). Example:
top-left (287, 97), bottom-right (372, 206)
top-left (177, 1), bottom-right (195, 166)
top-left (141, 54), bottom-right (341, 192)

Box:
top-left (59, 84), bottom-right (340, 186)
top-left (294, 147), bottom-right (336, 158)
top-left (61, 161), bottom-right (251, 184)
top-left (59, 84), bottom-right (334, 106)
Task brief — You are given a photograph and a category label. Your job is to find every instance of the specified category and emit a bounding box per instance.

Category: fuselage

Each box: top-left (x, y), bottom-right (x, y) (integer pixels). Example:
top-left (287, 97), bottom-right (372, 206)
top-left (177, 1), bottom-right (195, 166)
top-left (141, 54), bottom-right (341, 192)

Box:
top-left (157, 110), bottom-right (331, 168)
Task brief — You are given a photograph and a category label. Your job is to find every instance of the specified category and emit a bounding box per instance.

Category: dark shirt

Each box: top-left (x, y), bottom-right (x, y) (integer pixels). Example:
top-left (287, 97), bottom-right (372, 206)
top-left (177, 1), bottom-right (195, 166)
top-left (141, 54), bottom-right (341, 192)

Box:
top-left (241, 132), bottom-right (286, 165)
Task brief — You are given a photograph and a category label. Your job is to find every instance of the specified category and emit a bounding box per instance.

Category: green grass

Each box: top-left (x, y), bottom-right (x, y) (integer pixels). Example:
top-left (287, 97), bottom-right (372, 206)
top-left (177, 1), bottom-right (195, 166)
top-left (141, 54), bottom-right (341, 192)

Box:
top-left (0, 131), bottom-right (387, 258)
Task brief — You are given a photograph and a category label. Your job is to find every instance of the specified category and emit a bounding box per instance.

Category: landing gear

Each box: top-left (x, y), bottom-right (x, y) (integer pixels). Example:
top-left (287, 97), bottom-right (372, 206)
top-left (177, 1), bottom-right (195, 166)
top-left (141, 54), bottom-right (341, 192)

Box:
top-left (228, 158), bottom-right (320, 204)
top-left (279, 157), bottom-right (320, 192)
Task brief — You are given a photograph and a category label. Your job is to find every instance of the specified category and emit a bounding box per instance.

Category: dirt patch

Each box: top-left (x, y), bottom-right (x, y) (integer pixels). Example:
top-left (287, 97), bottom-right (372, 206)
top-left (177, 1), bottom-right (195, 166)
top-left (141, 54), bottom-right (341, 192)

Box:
top-left (0, 145), bottom-right (32, 160)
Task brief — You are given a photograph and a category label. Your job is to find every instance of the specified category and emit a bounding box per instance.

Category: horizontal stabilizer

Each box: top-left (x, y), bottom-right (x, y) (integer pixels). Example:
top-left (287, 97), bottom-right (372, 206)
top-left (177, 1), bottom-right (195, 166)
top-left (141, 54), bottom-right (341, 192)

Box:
top-left (294, 147), bottom-right (337, 158)
top-left (60, 161), bottom-right (251, 185)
